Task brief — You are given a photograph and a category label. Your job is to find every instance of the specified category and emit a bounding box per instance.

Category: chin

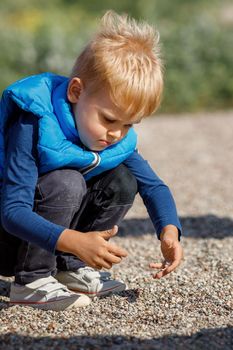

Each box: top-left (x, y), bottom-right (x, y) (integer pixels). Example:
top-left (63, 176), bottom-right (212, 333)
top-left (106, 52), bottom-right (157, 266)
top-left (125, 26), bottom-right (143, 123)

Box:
top-left (85, 144), bottom-right (104, 151)
top-left (91, 146), bottom-right (106, 152)
top-left (83, 140), bottom-right (109, 152)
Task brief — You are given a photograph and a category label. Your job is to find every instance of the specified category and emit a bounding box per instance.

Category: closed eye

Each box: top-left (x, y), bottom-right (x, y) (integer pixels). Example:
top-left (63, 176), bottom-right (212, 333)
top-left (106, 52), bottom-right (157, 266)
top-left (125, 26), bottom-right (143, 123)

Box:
top-left (102, 115), bottom-right (116, 124)
top-left (105, 118), bottom-right (116, 124)
top-left (101, 113), bottom-right (133, 128)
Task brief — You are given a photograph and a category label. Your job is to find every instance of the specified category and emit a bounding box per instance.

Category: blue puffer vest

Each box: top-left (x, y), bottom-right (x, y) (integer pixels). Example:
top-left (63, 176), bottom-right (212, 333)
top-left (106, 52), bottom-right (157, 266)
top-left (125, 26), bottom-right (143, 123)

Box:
top-left (0, 73), bottom-right (137, 180)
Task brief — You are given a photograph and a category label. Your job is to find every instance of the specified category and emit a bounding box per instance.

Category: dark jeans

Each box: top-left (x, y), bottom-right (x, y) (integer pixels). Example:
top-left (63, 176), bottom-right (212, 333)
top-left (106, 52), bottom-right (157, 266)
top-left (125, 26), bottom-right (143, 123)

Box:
top-left (0, 164), bottom-right (137, 285)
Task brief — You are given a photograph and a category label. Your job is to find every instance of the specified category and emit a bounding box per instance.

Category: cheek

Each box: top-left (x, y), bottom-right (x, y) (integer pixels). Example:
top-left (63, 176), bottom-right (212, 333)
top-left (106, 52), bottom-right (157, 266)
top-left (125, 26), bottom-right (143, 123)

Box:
top-left (75, 103), bottom-right (105, 140)
top-left (75, 105), bottom-right (91, 133)
top-left (79, 116), bottom-right (105, 142)
top-left (87, 122), bottom-right (105, 138)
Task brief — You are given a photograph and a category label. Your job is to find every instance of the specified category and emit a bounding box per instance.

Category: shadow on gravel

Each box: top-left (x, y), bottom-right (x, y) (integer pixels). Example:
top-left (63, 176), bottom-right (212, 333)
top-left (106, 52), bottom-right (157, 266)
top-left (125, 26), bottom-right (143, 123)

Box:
top-left (0, 327), bottom-right (232, 350)
top-left (100, 288), bottom-right (140, 303)
top-left (119, 214), bottom-right (233, 239)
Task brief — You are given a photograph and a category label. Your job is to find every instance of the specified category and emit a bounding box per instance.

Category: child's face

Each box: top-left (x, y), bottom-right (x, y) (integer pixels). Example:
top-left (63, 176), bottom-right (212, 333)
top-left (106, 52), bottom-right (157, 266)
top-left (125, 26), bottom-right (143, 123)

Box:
top-left (68, 78), bottom-right (141, 151)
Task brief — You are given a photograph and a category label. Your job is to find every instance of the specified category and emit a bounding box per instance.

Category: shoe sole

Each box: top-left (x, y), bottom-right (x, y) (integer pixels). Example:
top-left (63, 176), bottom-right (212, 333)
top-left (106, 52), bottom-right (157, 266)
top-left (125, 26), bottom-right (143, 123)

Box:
top-left (69, 283), bottom-right (126, 298)
top-left (9, 295), bottom-right (91, 311)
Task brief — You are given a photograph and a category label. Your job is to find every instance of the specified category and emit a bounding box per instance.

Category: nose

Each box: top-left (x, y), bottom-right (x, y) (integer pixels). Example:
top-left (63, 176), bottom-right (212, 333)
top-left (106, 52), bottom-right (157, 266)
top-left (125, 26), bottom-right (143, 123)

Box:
top-left (107, 129), bottom-right (122, 141)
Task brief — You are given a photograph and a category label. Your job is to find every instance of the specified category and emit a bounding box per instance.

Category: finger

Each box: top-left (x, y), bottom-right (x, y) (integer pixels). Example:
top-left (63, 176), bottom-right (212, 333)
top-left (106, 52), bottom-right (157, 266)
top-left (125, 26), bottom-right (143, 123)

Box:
top-left (153, 260), bottom-right (180, 279)
top-left (100, 259), bottom-right (113, 269)
top-left (104, 252), bottom-right (122, 265)
top-left (149, 262), bottom-right (166, 269)
top-left (94, 260), bottom-right (112, 270)
top-left (99, 225), bottom-right (118, 240)
top-left (108, 242), bottom-right (128, 258)
top-left (94, 265), bottom-right (102, 270)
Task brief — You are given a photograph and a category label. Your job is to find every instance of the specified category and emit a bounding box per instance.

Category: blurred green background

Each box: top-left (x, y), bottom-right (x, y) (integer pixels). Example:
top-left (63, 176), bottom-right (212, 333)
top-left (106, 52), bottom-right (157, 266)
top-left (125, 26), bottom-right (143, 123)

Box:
top-left (0, 0), bottom-right (232, 113)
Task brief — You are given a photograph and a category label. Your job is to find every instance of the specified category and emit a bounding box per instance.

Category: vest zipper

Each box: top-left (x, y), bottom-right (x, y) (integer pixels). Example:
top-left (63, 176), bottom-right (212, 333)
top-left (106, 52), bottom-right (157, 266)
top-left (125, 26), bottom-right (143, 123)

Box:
top-left (79, 152), bottom-right (101, 175)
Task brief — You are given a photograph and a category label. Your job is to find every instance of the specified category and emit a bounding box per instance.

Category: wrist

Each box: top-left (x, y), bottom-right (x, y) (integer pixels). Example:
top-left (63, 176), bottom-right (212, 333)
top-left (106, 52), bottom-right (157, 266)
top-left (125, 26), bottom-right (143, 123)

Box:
top-left (160, 225), bottom-right (179, 241)
top-left (56, 228), bottom-right (81, 254)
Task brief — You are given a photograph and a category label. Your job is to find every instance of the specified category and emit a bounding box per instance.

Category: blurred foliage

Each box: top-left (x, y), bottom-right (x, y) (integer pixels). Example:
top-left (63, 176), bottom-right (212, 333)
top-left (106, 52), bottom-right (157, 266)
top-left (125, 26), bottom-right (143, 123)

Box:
top-left (0, 0), bottom-right (232, 113)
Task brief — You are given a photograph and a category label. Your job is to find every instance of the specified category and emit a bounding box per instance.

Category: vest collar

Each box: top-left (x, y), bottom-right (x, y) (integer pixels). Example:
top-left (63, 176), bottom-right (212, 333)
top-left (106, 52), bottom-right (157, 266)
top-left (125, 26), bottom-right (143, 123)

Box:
top-left (52, 78), bottom-right (81, 144)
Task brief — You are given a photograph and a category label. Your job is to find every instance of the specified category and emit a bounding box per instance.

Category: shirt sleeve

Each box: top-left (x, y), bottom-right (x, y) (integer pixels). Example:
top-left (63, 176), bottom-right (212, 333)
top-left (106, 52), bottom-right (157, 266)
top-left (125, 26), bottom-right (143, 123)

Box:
top-left (0, 112), bottom-right (66, 253)
top-left (124, 150), bottom-right (182, 239)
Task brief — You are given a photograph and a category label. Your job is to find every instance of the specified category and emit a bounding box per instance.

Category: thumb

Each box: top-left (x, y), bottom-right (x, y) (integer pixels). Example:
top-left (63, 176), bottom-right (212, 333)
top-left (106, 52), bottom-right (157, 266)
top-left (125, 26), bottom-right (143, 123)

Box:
top-left (100, 225), bottom-right (118, 240)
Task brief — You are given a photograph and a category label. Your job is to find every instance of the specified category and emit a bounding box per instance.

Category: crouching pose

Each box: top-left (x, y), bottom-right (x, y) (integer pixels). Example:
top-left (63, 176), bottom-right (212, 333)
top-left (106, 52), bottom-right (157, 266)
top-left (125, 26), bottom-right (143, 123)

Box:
top-left (0, 11), bottom-right (183, 311)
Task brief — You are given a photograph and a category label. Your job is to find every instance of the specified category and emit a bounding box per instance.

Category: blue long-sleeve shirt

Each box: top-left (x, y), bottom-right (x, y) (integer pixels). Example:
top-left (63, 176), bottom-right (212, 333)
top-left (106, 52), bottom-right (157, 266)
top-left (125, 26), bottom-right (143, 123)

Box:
top-left (0, 112), bottom-right (181, 253)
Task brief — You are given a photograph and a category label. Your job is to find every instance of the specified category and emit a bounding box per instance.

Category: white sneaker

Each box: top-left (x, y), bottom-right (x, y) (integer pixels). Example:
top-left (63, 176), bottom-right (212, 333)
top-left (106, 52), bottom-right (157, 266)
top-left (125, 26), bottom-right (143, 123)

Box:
top-left (10, 276), bottom-right (91, 311)
top-left (55, 267), bottom-right (126, 298)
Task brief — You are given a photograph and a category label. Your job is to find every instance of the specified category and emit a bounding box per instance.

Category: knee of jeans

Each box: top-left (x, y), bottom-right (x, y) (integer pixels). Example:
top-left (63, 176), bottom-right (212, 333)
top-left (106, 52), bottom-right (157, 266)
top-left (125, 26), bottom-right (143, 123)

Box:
top-left (38, 169), bottom-right (87, 206)
top-left (107, 165), bottom-right (138, 205)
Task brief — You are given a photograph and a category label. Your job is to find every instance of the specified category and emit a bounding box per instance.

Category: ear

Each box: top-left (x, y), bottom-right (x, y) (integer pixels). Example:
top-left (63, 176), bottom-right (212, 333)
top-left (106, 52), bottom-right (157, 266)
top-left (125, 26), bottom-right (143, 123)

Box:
top-left (67, 77), bottom-right (83, 103)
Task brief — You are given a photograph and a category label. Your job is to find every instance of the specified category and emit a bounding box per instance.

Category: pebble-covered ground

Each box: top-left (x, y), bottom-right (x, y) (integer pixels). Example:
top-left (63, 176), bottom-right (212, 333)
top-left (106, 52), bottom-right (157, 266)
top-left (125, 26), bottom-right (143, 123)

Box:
top-left (0, 111), bottom-right (232, 349)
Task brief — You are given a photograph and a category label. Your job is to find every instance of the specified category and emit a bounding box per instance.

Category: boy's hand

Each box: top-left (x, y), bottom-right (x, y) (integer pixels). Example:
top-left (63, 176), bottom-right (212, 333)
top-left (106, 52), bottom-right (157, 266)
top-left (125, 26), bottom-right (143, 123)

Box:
top-left (149, 225), bottom-right (183, 279)
top-left (57, 225), bottom-right (127, 270)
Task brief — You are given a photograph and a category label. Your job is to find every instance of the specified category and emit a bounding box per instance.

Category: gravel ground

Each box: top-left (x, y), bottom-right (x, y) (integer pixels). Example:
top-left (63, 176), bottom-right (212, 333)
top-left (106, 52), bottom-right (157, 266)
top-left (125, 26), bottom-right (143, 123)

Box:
top-left (0, 111), bottom-right (233, 349)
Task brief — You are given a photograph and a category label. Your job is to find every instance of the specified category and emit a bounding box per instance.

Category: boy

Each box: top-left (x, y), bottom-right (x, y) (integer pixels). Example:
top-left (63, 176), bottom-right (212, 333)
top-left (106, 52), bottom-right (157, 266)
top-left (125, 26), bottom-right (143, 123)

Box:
top-left (0, 11), bottom-right (183, 311)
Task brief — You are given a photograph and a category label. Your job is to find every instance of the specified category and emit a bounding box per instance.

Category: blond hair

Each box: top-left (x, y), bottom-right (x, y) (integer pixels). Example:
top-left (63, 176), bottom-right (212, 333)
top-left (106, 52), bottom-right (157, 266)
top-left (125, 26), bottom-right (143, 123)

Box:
top-left (71, 10), bottom-right (163, 118)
